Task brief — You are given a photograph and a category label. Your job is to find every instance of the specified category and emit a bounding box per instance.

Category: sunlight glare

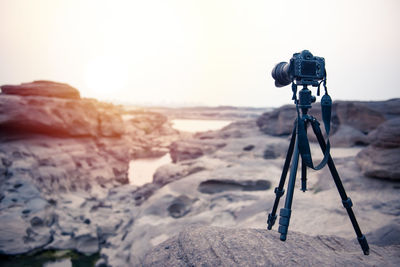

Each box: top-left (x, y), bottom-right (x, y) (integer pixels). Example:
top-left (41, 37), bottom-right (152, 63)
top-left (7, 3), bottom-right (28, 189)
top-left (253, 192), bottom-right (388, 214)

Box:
top-left (84, 56), bottom-right (129, 100)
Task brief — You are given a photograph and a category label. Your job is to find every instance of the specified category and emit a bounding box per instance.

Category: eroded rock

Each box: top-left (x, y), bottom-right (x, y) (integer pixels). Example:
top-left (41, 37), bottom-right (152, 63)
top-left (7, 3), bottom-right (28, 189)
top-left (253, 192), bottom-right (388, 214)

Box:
top-left (356, 118), bottom-right (400, 180)
top-left (198, 179), bottom-right (271, 194)
top-left (1, 80), bottom-right (80, 99)
top-left (143, 226), bottom-right (400, 266)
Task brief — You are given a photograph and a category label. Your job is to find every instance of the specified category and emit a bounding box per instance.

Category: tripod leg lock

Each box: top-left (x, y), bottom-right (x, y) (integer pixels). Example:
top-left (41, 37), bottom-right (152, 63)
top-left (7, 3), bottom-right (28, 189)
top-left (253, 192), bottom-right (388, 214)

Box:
top-left (278, 208), bottom-right (292, 241)
top-left (342, 198), bottom-right (353, 209)
top-left (274, 187), bottom-right (285, 198)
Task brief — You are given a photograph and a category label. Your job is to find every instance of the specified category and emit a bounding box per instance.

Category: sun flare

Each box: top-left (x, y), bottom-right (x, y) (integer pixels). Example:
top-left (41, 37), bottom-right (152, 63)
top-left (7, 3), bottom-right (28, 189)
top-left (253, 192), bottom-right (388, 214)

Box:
top-left (84, 56), bottom-right (129, 100)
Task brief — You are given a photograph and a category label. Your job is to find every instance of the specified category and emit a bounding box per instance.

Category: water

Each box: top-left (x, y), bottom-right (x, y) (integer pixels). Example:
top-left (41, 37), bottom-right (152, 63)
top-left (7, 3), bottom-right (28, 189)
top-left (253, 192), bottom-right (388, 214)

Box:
top-left (0, 250), bottom-right (99, 267)
top-left (128, 119), bottom-right (232, 186)
top-left (129, 153), bottom-right (172, 186)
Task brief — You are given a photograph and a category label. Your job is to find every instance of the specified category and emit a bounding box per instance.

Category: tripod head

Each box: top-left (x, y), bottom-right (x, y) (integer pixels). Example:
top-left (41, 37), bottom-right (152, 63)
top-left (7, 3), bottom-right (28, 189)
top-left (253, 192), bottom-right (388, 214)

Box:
top-left (293, 85), bottom-right (316, 114)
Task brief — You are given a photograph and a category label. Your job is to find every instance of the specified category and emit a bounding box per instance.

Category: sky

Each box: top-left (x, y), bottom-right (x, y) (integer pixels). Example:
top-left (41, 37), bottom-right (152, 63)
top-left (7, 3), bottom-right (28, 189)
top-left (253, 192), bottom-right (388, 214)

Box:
top-left (0, 0), bottom-right (399, 107)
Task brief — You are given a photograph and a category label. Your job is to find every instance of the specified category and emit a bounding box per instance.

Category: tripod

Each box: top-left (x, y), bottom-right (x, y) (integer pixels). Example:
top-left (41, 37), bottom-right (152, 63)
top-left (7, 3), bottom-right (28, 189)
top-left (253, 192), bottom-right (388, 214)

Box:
top-left (266, 85), bottom-right (370, 255)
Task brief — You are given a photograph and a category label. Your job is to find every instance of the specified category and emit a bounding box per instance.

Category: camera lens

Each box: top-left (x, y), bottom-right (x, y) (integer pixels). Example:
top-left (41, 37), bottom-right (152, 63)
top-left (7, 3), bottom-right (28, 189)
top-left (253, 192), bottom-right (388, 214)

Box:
top-left (271, 62), bottom-right (291, 87)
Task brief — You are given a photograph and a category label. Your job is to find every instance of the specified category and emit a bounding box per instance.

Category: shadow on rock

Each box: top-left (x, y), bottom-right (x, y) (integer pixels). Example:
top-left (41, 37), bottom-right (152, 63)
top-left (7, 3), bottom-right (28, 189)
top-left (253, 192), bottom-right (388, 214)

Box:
top-left (198, 179), bottom-right (271, 194)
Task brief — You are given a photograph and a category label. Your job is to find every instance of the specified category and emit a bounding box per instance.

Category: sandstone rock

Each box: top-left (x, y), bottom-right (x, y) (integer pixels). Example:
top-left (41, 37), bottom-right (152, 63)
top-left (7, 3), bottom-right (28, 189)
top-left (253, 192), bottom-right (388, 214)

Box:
top-left (0, 214), bottom-right (53, 254)
top-left (263, 141), bottom-right (290, 159)
top-left (366, 223), bottom-right (400, 246)
top-left (170, 139), bottom-right (226, 163)
top-left (167, 195), bottom-right (194, 218)
top-left (367, 118), bottom-right (400, 148)
top-left (143, 226), bottom-right (400, 266)
top-left (256, 105), bottom-right (296, 136)
top-left (1, 80), bottom-right (80, 99)
top-left (356, 118), bottom-right (400, 180)
top-left (356, 146), bottom-right (400, 180)
top-left (198, 179), bottom-right (270, 194)
top-left (329, 124), bottom-right (369, 147)
top-left (362, 98), bottom-right (400, 119)
top-left (334, 101), bottom-right (385, 134)
top-left (0, 94), bottom-right (123, 137)
top-left (256, 100), bottom-right (395, 147)
top-left (153, 161), bottom-right (206, 186)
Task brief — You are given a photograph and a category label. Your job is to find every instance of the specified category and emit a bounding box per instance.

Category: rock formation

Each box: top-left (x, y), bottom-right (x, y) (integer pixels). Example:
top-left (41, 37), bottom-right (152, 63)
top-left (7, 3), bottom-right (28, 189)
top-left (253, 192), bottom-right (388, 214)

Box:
top-left (0, 81), bottom-right (179, 256)
top-left (356, 118), bottom-right (400, 179)
top-left (143, 226), bottom-right (400, 266)
top-left (1, 80), bottom-right (80, 99)
top-left (0, 83), bottom-right (398, 267)
top-left (256, 99), bottom-right (400, 147)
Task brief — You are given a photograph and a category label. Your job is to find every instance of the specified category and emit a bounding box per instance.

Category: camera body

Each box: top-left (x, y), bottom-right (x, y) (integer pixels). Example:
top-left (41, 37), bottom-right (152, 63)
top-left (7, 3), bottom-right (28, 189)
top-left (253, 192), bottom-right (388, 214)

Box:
top-left (272, 50), bottom-right (325, 87)
top-left (291, 50), bottom-right (325, 86)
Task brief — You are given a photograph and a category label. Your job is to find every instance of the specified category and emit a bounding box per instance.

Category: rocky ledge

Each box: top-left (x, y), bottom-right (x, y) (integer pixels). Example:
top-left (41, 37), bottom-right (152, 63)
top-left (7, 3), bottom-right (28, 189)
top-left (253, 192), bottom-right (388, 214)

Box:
top-left (0, 81), bottom-right (179, 257)
top-left (257, 98), bottom-right (400, 180)
top-left (144, 226), bottom-right (400, 266)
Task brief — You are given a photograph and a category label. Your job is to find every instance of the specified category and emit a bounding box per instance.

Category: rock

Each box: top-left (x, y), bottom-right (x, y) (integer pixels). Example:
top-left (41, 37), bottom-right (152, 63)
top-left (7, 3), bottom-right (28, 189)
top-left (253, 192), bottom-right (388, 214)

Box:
top-left (170, 139), bottom-right (226, 163)
top-left (198, 179), bottom-right (271, 194)
top-left (367, 118), bottom-right (400, 148)
top-left (153, 161), bottom-right (206, 186)
top-left (329, 125), bottom-right (369, 147)
top-left (0, 214), bottom-right (53, 254)
top-left (167, 195), bottom-right (194, 218)
top-left (131, 183), bottom-right (161, 206)
top-left (263, 141), bottom-right (289, 159)
top-left (361, 98), bottom-right (400, 120)
top-left (1, 80), bottom-right (80, 99)
top-left (356, 146), bottom-right (400, 180)
top-left (0, 94), bottom-right (123, 137)
top-left (75, 234), bottom-right (99, 255)
top-left (366, 223), bottom-right (400, 246)
top-left (334, 101), bottom-right (386, 134)
top-left (256, 99), bottom-right (396, 147)
top-left (256, 105), bottom-right (296, 136)
top-left (143, 226), bottom-right (400, 266)
top-left (356, 118), bottom-right (400, 180)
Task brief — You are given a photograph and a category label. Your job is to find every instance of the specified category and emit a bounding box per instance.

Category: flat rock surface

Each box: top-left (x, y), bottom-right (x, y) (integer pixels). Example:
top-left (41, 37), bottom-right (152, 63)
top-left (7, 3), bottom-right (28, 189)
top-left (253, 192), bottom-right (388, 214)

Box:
top-left (143, 226), bottom-right (400, 266)
top-left (1, 80), bottom-right (80, 99)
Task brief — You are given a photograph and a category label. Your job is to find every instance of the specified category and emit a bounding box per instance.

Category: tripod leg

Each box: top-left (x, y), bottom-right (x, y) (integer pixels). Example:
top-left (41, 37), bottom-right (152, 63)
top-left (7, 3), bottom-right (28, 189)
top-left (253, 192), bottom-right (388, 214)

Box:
top-left (311, 121), bottom-right (370, 255)
top-left (301, 160), bottom-right (307, 192)
top-left (267, 123), bottom-right (297, 230)
top-left (278, 136), bottom-right (300, 241)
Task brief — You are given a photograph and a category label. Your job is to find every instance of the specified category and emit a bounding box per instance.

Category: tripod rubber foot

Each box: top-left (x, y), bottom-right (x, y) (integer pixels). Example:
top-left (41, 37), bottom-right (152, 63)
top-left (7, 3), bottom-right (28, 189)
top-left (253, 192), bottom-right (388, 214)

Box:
top-left (301, 179), bottom-right (307, 192)
top-left (280, 234), bottom-right (287, 241)
top-left (267, 213), bottom-right (277, 230)
top-left (358, 235), bottom-right (370, 255)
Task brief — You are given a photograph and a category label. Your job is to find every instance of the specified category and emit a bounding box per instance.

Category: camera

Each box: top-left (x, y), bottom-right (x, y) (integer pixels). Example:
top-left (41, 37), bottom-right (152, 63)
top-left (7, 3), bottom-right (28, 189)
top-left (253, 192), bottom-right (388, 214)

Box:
top-left (271, 50), bottom-right (325, 87)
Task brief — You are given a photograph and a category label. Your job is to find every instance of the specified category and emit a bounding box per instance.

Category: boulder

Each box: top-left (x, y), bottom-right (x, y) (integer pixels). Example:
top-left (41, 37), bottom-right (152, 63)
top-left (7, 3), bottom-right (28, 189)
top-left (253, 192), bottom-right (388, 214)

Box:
top-left (329, 125), bottom-right (369, 147)
top-left (356, 146), bottom-right (400, 179)
top-left (1, 80), bottom-right (80, 99)
top-left (169, 139), bottom-right (226, 163)
top-left (153, 161), bottom-right (206, 186)
top-left (334, 101), bottom-right (385, 134)
top-left (197, 179), bottom-right (271, 194)
top-left (256, 105), bottom-right (296, 136)
top-left (0, 94), bottom-right (123, 137)
top-left (356, 118), bottom-right (400, 180)
top-left (0, 214), bottom-right (53, 255)
top-left (143, 226), bottom-right (399, 266)
top-left (256, 99), bottom-right (395, 147)
top-left (367, 117), bottom-right (400, 148)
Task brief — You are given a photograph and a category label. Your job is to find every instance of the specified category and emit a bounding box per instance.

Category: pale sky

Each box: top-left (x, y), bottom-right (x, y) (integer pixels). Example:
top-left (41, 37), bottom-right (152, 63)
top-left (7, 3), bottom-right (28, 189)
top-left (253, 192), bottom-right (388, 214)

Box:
top-left (0, 0), bottom-right (399, 107)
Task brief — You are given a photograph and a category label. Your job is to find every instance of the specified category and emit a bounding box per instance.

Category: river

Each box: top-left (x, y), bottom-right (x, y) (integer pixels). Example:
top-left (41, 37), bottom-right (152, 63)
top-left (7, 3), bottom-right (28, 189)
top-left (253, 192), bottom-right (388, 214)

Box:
top-left (128, 119), bottom-right (232, 186)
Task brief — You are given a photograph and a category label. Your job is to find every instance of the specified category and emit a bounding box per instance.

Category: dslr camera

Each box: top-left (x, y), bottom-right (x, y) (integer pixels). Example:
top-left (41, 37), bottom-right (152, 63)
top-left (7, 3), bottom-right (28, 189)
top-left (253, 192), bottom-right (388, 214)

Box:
top-left (272, 50), bottom-right (325, 87)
